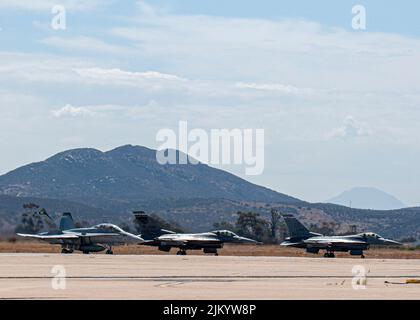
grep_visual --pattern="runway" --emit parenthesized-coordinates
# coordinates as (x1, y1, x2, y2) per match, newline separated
(0, 254, 419, 299)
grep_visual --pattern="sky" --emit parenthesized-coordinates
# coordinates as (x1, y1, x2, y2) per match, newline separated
(0, 1, 419, 205)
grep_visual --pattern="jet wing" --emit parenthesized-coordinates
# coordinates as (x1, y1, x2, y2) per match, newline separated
(304, 238, 366, 248)
(17, 233, 79, 240)
(140, 239, 188, 247)
(163, 239, 221, 247)
(143, 236, 220, 247)
(185, 236, 220, 242)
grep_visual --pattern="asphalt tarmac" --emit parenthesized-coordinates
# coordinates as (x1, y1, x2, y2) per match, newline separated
(0, 254, 419, 299)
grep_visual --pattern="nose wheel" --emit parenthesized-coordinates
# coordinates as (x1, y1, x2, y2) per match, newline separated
(106, 248, 114, 255)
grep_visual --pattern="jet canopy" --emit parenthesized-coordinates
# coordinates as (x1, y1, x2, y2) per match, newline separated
(359, 232, 382, 239)
(95, 223, 124, 233)
(212, 230, 237, 237)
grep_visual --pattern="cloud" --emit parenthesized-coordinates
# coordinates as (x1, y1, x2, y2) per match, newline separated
(52, 104, 95, 118)
(326, 116, 371, 140)
(235, 82, 313, 95)
(51, 103, 160, 119)
(0, 0, 110, 11)
(74, 67, 187, 89)
(75, 67, 184, 82)
(0, 53, 189, 94)
(110, 10, 420, 93)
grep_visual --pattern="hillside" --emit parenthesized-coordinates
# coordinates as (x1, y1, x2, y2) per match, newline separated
(0, 145, 300, 206)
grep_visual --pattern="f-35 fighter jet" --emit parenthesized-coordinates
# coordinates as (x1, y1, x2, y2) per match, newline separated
(17, 213, 144, 254)
(280, 214, 401, 258)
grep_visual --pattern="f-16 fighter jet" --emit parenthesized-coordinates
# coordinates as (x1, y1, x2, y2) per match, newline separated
(134, 212, 258, 255)
(17, 212, 144, 254)
(280, 214, 401, 258)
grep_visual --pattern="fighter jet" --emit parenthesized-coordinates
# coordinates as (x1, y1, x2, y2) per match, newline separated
(134, 212, 258, 255)
(280, 214, 401, 258)
(17, 212, 144, 254)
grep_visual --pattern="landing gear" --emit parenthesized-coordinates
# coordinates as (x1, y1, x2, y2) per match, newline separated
(324, 252, 335, 258)
(361, 254, 365, 259)
(83, 251, 90, 254)
(61, 248, 73, 254)
(176, 250, 187, 256)
(106, 249, 114, 255)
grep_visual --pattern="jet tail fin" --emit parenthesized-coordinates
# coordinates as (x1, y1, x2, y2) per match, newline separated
(281, 214, 312, 238)
(132, 211, 183, 240)
(59, 212, 75, 231)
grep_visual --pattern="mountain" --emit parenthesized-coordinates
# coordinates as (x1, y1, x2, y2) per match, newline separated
(0, 145, 418, 240)
(327, 187, 406, 210)
(0, 145, 300, 235)
(0, 145, 300, 206)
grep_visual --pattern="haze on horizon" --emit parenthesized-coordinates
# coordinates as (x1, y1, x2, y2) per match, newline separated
(0, 1, 419, 206)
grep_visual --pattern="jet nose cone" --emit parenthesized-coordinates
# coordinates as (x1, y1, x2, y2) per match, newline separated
(384, 239, 402, 246)
(127, 233, 144, 242)
(236, 236, 260, 244)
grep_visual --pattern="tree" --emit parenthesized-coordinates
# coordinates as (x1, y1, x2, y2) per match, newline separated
(268, 209, 281, 243)
(23, 203, 39, 210)
(213, 211, 286, 244)
(235, 211, 270, 243)
(15, 204, 52, 234)
(213, 221, 236, 231)
(309, 221, 338, 236)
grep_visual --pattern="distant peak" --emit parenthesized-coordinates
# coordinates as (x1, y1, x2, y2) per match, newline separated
(106, 144, 155, 154)
(327, 186, 406, 210)
(47, 148, 103, 163)
(111, 144, 138, 151)
(113, 144, 135, 150)
(346, 187, 382, 192)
